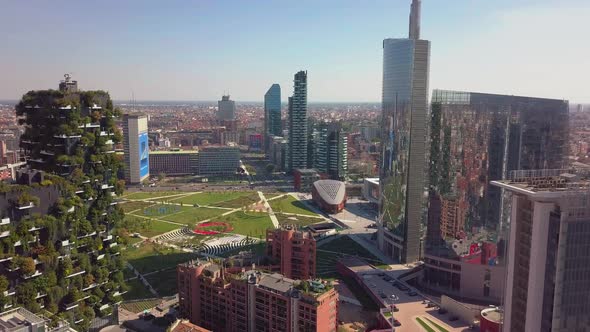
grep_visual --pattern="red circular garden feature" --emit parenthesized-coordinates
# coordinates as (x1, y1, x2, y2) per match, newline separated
(193, 222, 233, 235)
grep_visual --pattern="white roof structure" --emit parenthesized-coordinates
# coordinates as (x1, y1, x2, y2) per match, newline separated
(313, 180, 346, 205)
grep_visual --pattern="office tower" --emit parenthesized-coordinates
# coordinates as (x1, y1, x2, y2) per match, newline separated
(177, 261, 338, 332)
(269, 135, 288, 171)
(288, 71, 308, 172)
(378, 0, 430, 263)
(492, 169, 590, 332)
(423, 90, 569, 303)
(197, 145, 240, 175)
(217, 95, 236, 121)
(8, 77, 125, 331)
(266, 228, 317, 280)
(0, 140, 6, 165)
(264, 84, 282, 151)
(315, 122, 348, 180)
(123, 114, 150, 184)
(149, 150, 199, 175)
(293, 168, 320, 192)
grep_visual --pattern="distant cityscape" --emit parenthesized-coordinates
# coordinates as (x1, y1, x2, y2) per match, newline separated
(0, 1, 589, 332)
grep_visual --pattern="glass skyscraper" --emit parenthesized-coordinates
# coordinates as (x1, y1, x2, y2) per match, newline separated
(314, 122, 348, 180)
(288, 71, 308, 172)
(378, 0, 430, 263)
(264, 83, 282, 139)
(422, 90, 569, 303)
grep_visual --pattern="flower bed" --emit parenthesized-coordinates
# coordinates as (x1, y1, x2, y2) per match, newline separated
(193, 222, 233, 235)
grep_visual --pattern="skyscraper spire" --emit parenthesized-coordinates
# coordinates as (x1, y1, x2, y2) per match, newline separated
(409, 0, 421, 40)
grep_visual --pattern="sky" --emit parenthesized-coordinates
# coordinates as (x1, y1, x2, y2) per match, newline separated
(1, 0, 589, 103)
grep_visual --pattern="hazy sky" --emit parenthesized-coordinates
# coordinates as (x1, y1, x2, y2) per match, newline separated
(1, 0, 588, 103)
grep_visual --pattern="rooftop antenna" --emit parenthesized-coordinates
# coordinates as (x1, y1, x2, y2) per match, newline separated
(409, 0, 421, 40)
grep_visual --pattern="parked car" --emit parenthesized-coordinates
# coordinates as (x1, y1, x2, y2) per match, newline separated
(383, 275, 392, 281)
(399, 284, 409, 291)
(379, 292, 387, 299)
(393, 319, 401, 327)
(392, 305, 399, 312)
(408, 291, 418, 296)
(449, 316, 459, 321)
(438, 308, 448, 314)
(427, 302, 437, 308)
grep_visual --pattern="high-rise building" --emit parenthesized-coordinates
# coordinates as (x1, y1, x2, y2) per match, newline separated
(123, 114, 150, 184)
(492, 169, 590, 332)
(149, 150, 199, 176)
(288, 71, 308, 172)
(7, 77, 125, 331)
(217, 95, 236, 121)
(266, 227, 317, 280)
(197, 145, 240, 175)
(378, 0, 430, 263)
(264, 84, 282, 151)
(0, 140, 6, 165)
(177, 261, 338, 332)
(315, 122, 348, 180)
(422, 91, 569, 302)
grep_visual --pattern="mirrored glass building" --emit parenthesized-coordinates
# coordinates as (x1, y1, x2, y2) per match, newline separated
(423, 89, 569, 302)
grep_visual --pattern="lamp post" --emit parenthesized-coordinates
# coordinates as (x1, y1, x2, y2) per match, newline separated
(390, 294, 399, 332)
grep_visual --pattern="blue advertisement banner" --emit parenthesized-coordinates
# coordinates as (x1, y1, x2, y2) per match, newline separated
(139, 133, 149, 178)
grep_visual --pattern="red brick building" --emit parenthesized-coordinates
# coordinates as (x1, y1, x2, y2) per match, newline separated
(266, 227, 317, 280)
(311, 179, 346, 213)
(177, 260, 338, 332)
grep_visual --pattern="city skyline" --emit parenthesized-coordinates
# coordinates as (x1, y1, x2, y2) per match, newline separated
(1, 0, 589, 103)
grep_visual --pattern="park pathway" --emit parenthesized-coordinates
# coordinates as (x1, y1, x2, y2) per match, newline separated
(258, 191, 279, 228)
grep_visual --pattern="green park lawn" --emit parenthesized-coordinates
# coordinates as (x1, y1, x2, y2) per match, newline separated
(211, 192, 260, 208)
(316, 235, 388, 278)
(119, 201, 155, 213)
(145, 269, 179, 297)
(120, 298, 161, 313)
(119, 215, 181, 239)
(159, 207, 227, 225)
(275, 213, 324, 228)
(123, 191, 188, 200)
(123, 242, 198, 274)
(263, 193, 284, 200)
(170, 191, 252, 206)
(269, 195, 318, 216)
(126, 218, 181, 238)
(210, 211, 274, 239)
(122, 278, 153, 301)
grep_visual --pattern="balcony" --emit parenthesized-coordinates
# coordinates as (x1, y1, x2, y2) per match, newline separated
(65, 269, 86, 279)
(78, 123, 100, 129)
(22, 270, 43, 279)
(16, 202, 34, 210)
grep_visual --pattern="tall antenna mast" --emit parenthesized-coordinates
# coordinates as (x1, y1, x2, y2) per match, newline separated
(409, 0, 421, 40)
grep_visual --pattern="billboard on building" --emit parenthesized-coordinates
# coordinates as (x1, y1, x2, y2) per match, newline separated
(139, 132, 149, 178)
